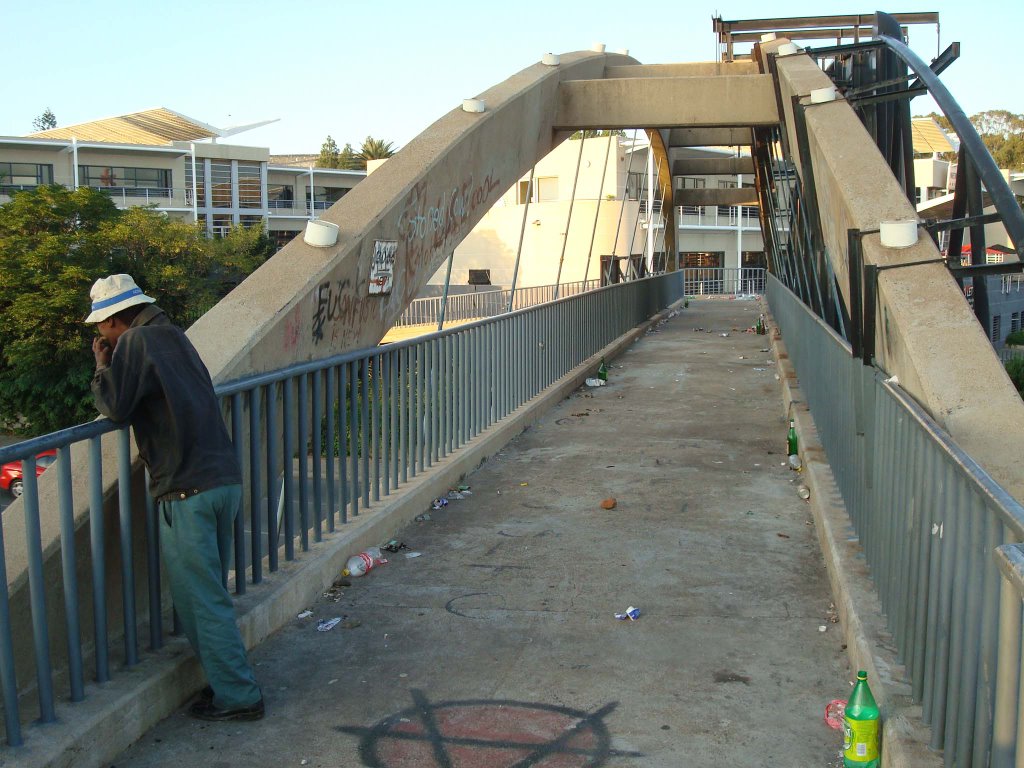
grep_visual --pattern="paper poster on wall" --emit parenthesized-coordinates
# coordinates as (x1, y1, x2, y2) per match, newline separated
(369, 239, 397, 295)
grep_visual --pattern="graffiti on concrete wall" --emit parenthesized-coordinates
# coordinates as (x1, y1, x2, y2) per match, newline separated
(311, 277, 355, 345)
(397, 171, 502, 270)
(368, 239, 397, 295)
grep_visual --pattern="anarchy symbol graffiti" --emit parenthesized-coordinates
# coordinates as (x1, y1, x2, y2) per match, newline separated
(338, 689, 643, 767)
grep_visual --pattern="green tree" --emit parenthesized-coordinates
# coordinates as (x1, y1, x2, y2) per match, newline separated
(569, 129, 626, 140)
(1006, 357, 1024, 398)
(338, 142, 360, 170)
(355, 136, 397, 169)
(318, 135, 342, 168)
(919, 110, 1024, 170)
(32, 108, 57, 131)
(0, 187, 273, 434)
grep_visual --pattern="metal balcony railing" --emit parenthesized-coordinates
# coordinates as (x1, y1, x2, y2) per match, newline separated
(680, 267, 766, 297)
(0, 271, 687, 749)
(675, 205, 761, 229)
(393, 279, 600, 328)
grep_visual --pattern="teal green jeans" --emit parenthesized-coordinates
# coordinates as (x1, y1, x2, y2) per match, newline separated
(159, 484, 260, 709)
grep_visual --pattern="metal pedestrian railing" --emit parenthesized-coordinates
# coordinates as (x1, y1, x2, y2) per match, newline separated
(0, 270, 686, 748)
(768, 273, 1024, 767)
(393, 279, 600, 328)
(681, 267, 766, 297)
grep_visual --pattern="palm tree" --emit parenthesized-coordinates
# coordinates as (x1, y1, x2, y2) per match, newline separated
(355, 136, 397, 169)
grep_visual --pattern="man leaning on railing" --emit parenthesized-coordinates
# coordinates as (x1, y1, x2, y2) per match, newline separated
(86, 273, 265, 722)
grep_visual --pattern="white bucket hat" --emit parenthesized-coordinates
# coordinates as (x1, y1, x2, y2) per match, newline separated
(85, 274, 155, 323)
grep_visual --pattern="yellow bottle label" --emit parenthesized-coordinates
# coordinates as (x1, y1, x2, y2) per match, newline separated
(843, 716, 879, 762)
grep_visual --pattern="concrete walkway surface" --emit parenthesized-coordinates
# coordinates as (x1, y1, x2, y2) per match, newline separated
(113, 300, 849, 768)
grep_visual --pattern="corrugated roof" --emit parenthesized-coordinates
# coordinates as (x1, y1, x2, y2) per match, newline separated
(912, 118, 956, 154)
(28, 108, 219, 145)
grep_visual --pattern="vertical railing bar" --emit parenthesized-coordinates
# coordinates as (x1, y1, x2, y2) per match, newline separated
(282, 377, 296, 561)
(297, 373, 310, 552)
(21, 458, 56, 722)
(249, 387, 264, 583)
(230, 393, 246, 594)
(56, 445, 85, 698)
(351, 359, 362, 516)
(266, 382, 280, 572)
(400, 346, 409, 485)
(382, 351, 392, 496)
(117, 428, 138, 668)
(311, 370, 323, 542)
(89, 435, 109, 682)
(371, 353, 381, 503)
(341, 362, 352, 523)
(0, 508, 22, 744)
(142, 468, 162, 648)
(361, 357, 371, 508)
(325, 367, 337, 533)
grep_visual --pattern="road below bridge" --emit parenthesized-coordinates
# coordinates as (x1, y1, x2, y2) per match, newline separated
(115, 299, 849, 767)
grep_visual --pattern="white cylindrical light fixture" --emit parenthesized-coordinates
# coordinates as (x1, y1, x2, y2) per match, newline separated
(760, 32, 777, 42)
(462, 98, 486, 113)
(777, 42, 800, 56)
(614, 48, 629, 55)
(303, 219, 339, 248)
(542, 53, 560, 66)
(591, 42, 606, 52)
(810, 86, 838, 104)
(880, 220, 919, 248)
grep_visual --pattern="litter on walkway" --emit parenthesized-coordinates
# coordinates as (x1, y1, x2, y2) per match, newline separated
(406, 551, 422, 558)
(798, 485, 811, 500)
(297, 610, 313, 619)
(824, 699, 846, 729)
(615, 606, 641, 621)
(432, 497, 449, 510)
(600, 498, 617, 510)
(415, 513, 431, 522)
(382, 540, 409, 553)
(585, 377, 606, 387)
(317, 617, 342, 632)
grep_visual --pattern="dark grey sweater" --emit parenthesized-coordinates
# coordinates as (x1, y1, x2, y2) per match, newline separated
(91, 304, 241, 499)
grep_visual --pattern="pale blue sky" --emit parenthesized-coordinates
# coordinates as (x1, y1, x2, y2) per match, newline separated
(1, 0, 1019, 153)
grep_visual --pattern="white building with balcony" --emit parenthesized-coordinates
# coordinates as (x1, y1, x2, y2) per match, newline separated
(0, 108, 364, 250)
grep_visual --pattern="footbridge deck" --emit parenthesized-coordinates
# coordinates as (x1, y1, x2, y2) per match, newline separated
(113, 299, 850, 768)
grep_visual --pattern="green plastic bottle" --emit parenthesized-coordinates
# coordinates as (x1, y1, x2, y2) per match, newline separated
(597, 358, 608, 382)
(843, 670, 880, 767)
(787, 419, 798, 456)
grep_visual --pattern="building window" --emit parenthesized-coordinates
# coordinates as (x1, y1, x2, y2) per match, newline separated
(238, 163, 262, 208)
(516, 177, 557, 203)
(517, 180, 532, 204)
(211, 213, 233, 237)
(306, 185, 349, 211)
(537, 177, 558, 202)
(718, 179, 737, 189)
(0, 162, 54, 191)
(210, 163, 231, 208)
(268, 184, 294, 208)
(1011, 312, 1020, 333)
(741, 251, 766, 269)
(271, 230, 301, 251)
(626, 171, 649, 200)
(991, 314, 1002, 344)
(239, 215, 264, 228)
(78, 165, 170, 193)
(677, 176, 706, 190)
(186, 163, 205, 207)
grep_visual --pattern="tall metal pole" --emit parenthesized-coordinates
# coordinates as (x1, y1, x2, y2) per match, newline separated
(583, 133, 615, 283)
(646, 136, 655, 272)
(554, 134, 586, 300)
(507, 166, 536, 312)
(438, 251, 455, 331)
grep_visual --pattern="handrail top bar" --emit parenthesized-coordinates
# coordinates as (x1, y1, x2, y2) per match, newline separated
(0, 275, 662, 462)
(766, 273, 1024, 538)
(880, 375, 1024, 539)
(994, 544, 1024, 593)
(0, 420, 121, 465)
(217, 275, 654, 396)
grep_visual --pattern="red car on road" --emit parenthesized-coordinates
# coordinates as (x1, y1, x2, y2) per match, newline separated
(0, 450, 57, 499)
